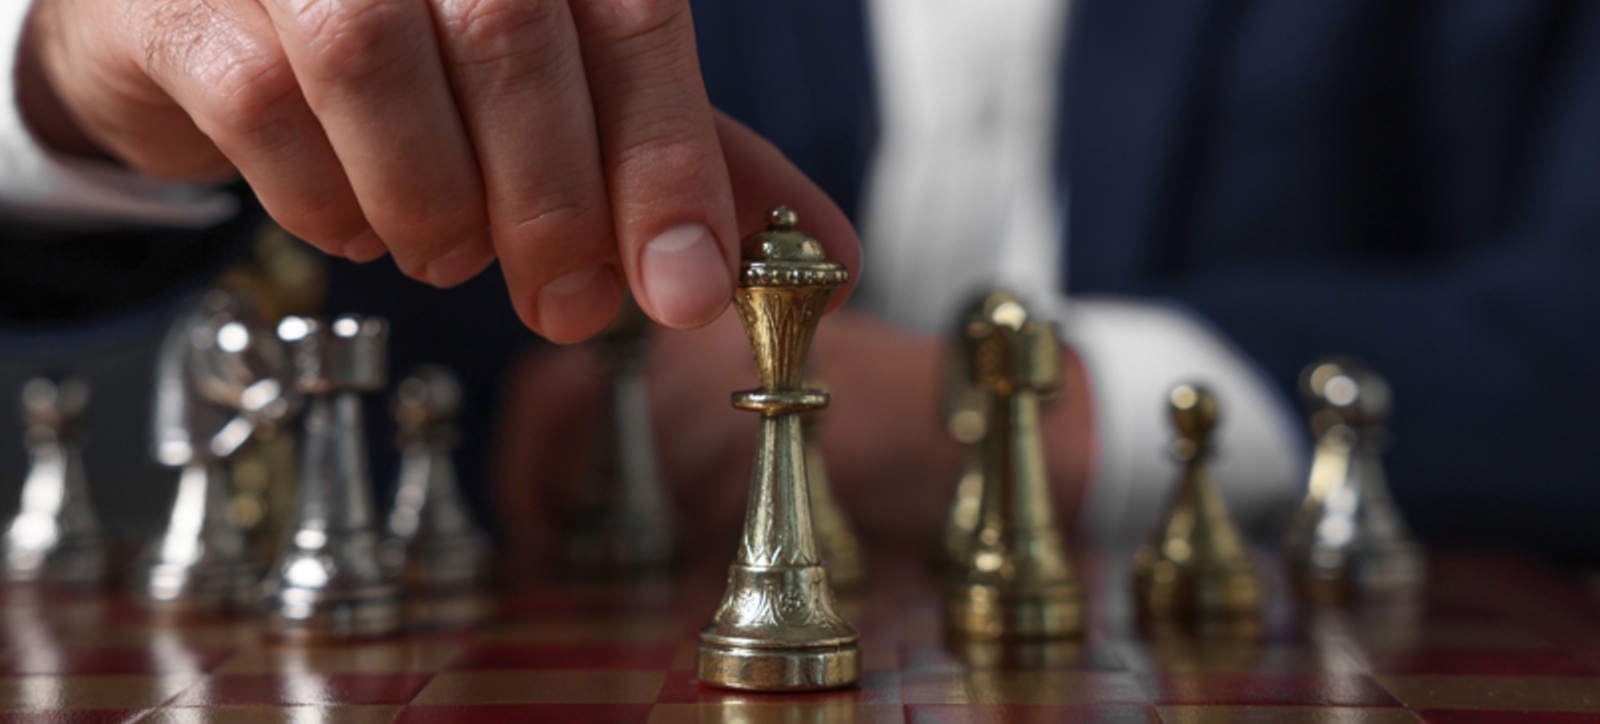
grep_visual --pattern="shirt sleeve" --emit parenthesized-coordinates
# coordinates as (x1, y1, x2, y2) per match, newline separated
(0, 0, 237, 229)
(1063, 294, 1309, 550)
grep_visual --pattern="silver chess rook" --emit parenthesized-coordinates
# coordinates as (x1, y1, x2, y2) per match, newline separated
(143, 288, 295, 610)
(2, 376, 106, 585)
(697, 207, 860, 692)
(382, 365, 492, 590)
(1285, 357, 1425, 602)
(267, 315, 400, 639)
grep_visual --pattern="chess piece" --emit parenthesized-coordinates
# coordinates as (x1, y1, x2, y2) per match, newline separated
(1285, 357, 1425, 602)
(142, 288, 294, 610)
(2, 377, 106, 584)
(802, 389, 864, 594)
(564, 301, 675, 574)
(381, 365, 493, 590)
(944, 292, 1083, 640)
(941, 292, 1003, 569)
(266, 315, 400, 639)
(1132, 384, 1263, 623)
(698, 206, 861, 691)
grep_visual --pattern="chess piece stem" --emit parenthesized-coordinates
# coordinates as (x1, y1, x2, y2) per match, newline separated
(803, 405, 864, 594)
(945, 292, 1083, 640)
(267, 315, 400, 639)
(2, 377, 106, 585)
(698, 207, 860, 692)
(1132, 384, 1263, 624)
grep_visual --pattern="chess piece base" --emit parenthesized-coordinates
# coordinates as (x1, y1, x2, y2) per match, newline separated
(696, 641, 861, 691)
(1134, 561, 1263, 622)
(945, 581, 1084, 640)
(142, 561, 261, 612)
(266, 583, 401, 640)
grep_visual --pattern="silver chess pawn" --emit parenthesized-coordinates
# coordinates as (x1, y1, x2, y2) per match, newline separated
(381, 365, 492, 590)
(2, 377, 107, 585)
(1285, 357, 1425, 603)
(266, 315, 400, 639)
(142, 289, 295, 610)
(564, 302, 675, 575)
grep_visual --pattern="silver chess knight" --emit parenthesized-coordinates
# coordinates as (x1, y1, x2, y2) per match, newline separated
(381, 365, 492, 590)
(1285, 357, 1425, 602)
(267, 315, 400, 639)
(143, 288, 296, 610)
(2, 376, 106, 584)
(564, 302, 675, 574)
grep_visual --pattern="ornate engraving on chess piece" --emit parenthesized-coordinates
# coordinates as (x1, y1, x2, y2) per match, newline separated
(802, 390, 864, 594)
(565, 302, 676, 575)
(944, 292, 1083, 640)
(2, 377, 106, 584)
(1133, 384, 1263, 624)
(266, 315, 400, 639)
(942, 293, 1003, 569)
(1285, 357, 1425, 603)
(143, 289, 295, 610)
(381, 365, 492, 589)
(698, 206, 861, 691)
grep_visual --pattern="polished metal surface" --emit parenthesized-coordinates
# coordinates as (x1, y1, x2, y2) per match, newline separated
(381, 365, 492, 591)
(1132, 384, 1263, 624)
(266, 315, 400, 640)
(142, 289, 294, 610)
(2, 377, 106, 584)
(941, 293, 1001, 569)
(1285, 357, 1425, 603)
(802, 395, 864, 594)
(944, 292, 1083, 640)
(564, 303, 676, 575)
(698, 207, 860, 691)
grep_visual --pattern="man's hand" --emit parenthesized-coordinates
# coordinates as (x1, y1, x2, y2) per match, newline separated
(17, 0, 858, 341)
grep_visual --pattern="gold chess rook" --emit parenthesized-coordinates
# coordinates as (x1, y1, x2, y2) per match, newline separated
(697, 207, 861, 692)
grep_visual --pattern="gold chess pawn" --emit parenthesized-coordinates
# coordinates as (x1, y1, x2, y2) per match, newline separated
(1285, 357, 1425, 603)
(940, 293, 997, 569)
(944, 292, 1083, 640)
(1133, 384, 1263, 624)
(697, 207, 860, 691)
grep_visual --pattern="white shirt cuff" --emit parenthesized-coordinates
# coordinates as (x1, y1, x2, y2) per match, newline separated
(0, 0, 236, 229)
(1063, 295, 1308, 549)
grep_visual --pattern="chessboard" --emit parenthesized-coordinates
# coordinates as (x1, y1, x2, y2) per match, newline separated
(3, 549, 1596, 723)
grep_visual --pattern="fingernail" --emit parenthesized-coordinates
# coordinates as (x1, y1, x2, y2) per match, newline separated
(344, 230, 388, 262)
(538, 264, 620, 341)
(640, 223, 731, 327)
(426, 235, 495, 288)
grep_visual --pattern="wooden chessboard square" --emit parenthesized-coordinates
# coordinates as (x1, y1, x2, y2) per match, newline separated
(0, 646, 236, 677)
(1342, 621, 1557, 653)
(648, 702, 906, 724)
(1374, 675, 1600, 712)
(1363, 649, 1599, 676)
(1414, 711, 1600, 723)
(1116, 641, 1364, 675)
(138, 704, 402, 723)
(899, 671, 1147, 706)
(1141, 673, 1400, 707)
(1156, 705, 1424, 723)
(410, 671, 664, 705)
(163, 673, 432, 707)
(901, 639, 1125, 673)
(482, 618, 685, 644)
(394, 703, 654, 723)
(212, 641, 463, 675)
(654, 671, 900, 704)
(498, 588, 678, 619)
(447, 642, 679, 671)
(0, 674, 198, 711)
(904, 703, 1158, 723)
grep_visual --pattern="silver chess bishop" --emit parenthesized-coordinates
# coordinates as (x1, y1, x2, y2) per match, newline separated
(142, 288, 296, 610)
(381, 364, 492, 591)
(2, 376, 107, 585)
(266, 315, 400, 639)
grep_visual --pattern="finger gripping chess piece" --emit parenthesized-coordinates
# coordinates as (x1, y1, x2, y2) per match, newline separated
(142, 289, 293, 610)
(266, 315, 400, 639)
(697, 206, 861, 692)
(1132, 384, 1263, 624)
(2, 376, 107, 584)
(381, 365, 493, 590)
(944, 291, 1084, 640)
(564, 300, 676, 575)
(1285, 357, 1425, 603)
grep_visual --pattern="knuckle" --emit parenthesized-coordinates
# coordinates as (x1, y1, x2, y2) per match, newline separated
(288, 0, 410, 81)
(438, 0, 564, 65)
(611, 112, 708, 175)
(579, 0, 687, 44)
(199, 54, 300, 138)
(375, 196, 486, 265)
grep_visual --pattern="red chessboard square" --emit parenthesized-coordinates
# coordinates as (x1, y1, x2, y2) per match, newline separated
(394, 704, 653, 723)
(1141, 673, 1400, 707)
(901, 641, 1126, 673)
(657, 670, 899, 704)
(900, 671, 1147, 706)
(906, 704, 1159, 723)
(1416, 711, 1600, 723)
(0, 711, 147, 724)
(164, 673, 432, 706)
(448, 642, 679, 670)
(0, 647, 236, 676)
(1368, 649, 1599, 676)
